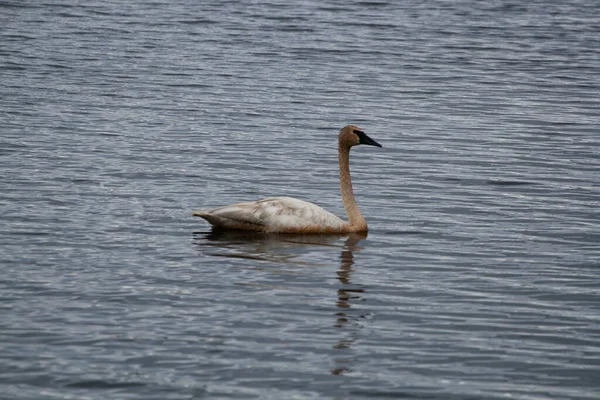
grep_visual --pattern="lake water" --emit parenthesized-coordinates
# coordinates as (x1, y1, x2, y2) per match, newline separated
(1, 0, 599, 399)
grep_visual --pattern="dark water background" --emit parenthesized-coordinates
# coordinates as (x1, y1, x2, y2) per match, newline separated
(1, 0, 599, 399)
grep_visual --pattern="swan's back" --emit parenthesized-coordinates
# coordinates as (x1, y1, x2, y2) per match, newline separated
(194, 197, 348, 233)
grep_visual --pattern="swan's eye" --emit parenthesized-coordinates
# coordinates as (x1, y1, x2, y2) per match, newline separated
(353, 129, 364, 135)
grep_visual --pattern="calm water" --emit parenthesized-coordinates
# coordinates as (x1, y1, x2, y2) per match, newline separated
(2, 0, 599, 399)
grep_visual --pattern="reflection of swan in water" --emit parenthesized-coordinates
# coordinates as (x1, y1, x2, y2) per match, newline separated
(193, 230, 356, 266)
(192, 230, 368, 375)
(193, 125, 382, 233)
(331, 233, 367, 376)
(335, 233, 365, 309)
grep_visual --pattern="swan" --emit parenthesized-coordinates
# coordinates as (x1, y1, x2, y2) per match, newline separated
(193, 125, 382, 233)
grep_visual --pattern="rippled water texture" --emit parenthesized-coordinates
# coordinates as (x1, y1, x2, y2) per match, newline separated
(1, 0, 599, 399)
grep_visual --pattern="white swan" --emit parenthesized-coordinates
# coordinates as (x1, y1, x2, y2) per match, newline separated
(193, 125, 382, 233)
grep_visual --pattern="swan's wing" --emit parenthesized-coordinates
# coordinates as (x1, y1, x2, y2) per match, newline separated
(256, 197, 347, 232)
(194, 197, 348, 233)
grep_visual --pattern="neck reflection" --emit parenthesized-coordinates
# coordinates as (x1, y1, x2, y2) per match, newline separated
(332, 232, 367, 376)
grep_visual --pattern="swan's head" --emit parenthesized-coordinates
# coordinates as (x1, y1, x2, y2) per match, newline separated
(339, 125, 382, 148)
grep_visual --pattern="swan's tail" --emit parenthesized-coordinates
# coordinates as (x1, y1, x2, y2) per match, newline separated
(193, 211, 222, 227)
(193, 210, 265, 231)
(193, 211, 213, 222)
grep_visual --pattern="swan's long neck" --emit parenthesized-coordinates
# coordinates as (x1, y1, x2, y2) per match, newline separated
(339, 143, 368, 232)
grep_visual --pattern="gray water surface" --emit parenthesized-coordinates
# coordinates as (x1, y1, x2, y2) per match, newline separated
(2, 1, 599, 399)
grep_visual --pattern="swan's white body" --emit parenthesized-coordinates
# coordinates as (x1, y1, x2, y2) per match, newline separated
(194, 125, 381, 233)
(194, 197, 348, 233)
